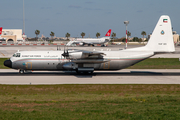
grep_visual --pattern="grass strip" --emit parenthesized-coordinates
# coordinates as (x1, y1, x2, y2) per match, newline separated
(128, 58, 180, 69)
(0, 84, 180, 119)
(0, 58, 9, 69)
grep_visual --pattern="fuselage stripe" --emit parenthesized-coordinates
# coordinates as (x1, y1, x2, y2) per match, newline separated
(14, 58, 145, 62)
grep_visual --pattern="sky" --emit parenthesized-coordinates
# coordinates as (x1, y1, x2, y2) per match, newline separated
(0, 0, 179, 38)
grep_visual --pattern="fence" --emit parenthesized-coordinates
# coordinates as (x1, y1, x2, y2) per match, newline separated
(0, 41, 68, 46)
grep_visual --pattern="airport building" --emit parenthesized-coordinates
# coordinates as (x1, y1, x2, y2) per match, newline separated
(173, 31, 179, 44)
(1, 29, 24, 42)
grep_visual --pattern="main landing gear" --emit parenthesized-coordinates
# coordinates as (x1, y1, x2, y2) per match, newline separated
(76, 71, 94, 74)
(88, 44, 94, 47)
(76, 70, 94, 74)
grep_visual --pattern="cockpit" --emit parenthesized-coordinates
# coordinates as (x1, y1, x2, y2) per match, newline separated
(13, 53, 21, 57)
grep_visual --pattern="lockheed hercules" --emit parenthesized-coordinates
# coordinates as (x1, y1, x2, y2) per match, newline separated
(4, 15, 175, 74)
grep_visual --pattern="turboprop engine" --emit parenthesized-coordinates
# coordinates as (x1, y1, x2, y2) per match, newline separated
(62, 49, 102, 60)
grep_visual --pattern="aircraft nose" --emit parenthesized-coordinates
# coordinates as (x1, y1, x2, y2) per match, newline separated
(4, 59, 12, 68)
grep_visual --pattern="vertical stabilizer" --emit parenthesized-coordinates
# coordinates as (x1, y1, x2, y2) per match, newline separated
(0, 27, 2, 36)
(145, 15, 175, 52)
(105, 29, 111, 37)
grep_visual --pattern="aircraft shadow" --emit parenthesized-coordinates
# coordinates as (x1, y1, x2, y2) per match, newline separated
(0, 71, 180, 78)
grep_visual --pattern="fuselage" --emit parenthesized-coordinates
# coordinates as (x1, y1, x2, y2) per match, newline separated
(76, 37, 109, 44)
(4, 50, 154, 71)
(66, 37, 109, 46)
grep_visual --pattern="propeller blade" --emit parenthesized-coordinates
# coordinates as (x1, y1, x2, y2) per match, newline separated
(61, 46, 69, 58)
(62, 46, 66, 57)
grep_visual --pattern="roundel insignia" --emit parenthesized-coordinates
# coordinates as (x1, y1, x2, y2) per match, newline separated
(161, 30, 165, 35)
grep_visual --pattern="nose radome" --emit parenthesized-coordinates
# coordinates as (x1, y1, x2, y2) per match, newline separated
(4, 59, 12, 68)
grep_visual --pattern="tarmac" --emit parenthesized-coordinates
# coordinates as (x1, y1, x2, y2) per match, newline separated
(0, 69, 180, 84)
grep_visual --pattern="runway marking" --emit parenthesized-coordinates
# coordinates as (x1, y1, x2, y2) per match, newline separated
(0, 52, 5, 56)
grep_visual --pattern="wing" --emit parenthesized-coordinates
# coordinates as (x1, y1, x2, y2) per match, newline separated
(67, 50, 109, 64)
(81, 50, 105, 58)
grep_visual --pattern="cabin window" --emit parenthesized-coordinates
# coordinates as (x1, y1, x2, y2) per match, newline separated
(13, 53, 21, 57)
(16, 53, 20, 57)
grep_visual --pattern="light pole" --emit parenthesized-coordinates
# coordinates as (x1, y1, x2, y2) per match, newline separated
(124, 21, 129, 49)
(23, 0, 26, 41)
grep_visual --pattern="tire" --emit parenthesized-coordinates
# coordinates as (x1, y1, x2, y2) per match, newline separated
(19, 69, 24, 74)
(101, 45, 105, 47)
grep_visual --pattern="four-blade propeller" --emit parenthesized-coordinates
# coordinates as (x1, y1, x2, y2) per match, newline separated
(62, 47, 69, 58)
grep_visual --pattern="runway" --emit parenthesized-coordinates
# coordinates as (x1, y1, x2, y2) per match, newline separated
(0, 69, 180, 84)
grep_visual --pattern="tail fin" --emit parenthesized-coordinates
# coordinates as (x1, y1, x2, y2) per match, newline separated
(105, 29, 111, 37)
(0, 27, 2, 36)
(145, 15, 175, 52)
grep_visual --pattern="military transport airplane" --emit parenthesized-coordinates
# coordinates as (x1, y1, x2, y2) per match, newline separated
(4, 15, 175, 74)
(66, 29, 111, 47)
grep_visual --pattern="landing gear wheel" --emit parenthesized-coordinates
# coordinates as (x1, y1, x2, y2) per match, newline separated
(19, 69, 24, 74)
(76, 70, 94, 74)
(90, 71, 94, 74)
(76, 70, 80, 74)
(101, 44, 105, 47)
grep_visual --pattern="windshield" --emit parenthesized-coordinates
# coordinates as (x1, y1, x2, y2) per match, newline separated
(13, 53, 21, 57)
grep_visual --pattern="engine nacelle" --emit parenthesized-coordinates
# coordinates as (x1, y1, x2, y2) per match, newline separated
(68, 52, 84, 59)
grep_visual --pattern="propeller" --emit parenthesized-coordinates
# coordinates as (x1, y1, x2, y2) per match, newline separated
(62, 46, 69, 58)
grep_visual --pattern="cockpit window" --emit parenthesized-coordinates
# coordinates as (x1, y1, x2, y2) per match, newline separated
(13, 53, 21, 57)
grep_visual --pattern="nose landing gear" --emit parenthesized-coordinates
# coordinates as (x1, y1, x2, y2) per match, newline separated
(19, 69, 24, 74)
